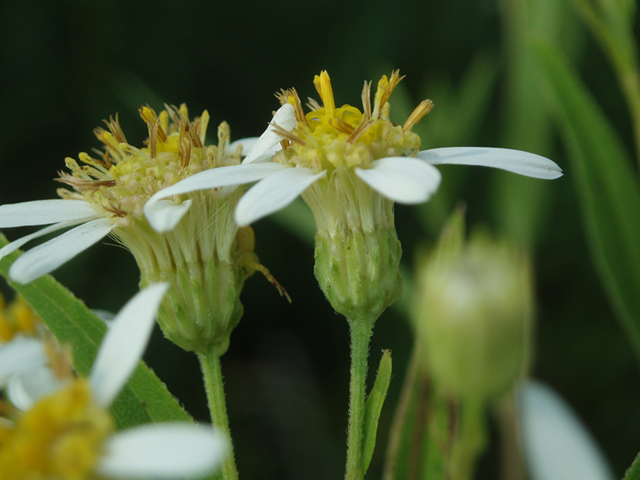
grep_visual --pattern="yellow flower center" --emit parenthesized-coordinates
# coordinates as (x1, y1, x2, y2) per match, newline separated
(274, 70, 433, 172)
(57, 104, 245, 227)
(0, 380, 113, 480)
(0, 294, 39, 342)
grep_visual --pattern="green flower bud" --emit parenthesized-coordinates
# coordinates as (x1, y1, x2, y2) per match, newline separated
(414, 210, 534, 400)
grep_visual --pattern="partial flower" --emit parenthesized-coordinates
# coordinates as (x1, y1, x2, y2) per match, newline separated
(0, 283, 226, 480)
(0, 105, 281, 353)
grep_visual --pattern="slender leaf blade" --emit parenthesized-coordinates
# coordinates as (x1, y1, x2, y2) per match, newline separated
(536, 40, 640, 358)
(362, 349, 392, 474)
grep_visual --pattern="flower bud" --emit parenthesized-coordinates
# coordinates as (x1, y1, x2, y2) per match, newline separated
(414, 210, 534, 400)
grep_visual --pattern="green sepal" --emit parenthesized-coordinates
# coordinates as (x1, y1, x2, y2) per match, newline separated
(536, 39, 640, 361)
(362, 348, 392, 474)
(0, 234, 192, 429)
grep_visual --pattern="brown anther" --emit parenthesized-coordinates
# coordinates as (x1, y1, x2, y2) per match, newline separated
(103, 114, 128, 144)
(307, 97, 322, 111)
(347, 118, 375, 144)
(402, 99, 434, 132)
(270, 122, 306, 146)
(361, 80, 372, 120)
(56, 174, 116, 192)
(330, 116, 355, 135)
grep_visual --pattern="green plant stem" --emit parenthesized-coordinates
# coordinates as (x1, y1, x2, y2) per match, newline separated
(345, 319, 374, 480)
(198, 349, 239, 480)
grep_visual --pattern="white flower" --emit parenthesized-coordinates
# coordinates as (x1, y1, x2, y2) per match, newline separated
(0, 105, 256, 285)
(143, 71, 562, 230)
(0, 284, 226, 479)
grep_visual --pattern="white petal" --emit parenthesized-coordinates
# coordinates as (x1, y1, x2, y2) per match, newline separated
(8, 218, 115, 284)
(0, 337, 47, 386)
(143, 199, 193, 234)
(235, 167, 325, 227)
(144, 164, 286, 233)
(227, 137, 259, 155)
(519, 380, 615, 480)
(8, 365, 64, 410)
(355, 157, 442, 204)
(90, 283, 169, 407)
(418, 147, 563, 179)
(0, 200, 97, 228)
(0, 216, 97, 261)
(97, 423, 226, 479)
(243, 104, 296, 164)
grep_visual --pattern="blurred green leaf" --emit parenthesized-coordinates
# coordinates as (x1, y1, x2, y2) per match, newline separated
(623, 452, 640, 480)
(0, 234, 192, 428)
(536, 40, 640, 360)
(362, 349, 392, 474)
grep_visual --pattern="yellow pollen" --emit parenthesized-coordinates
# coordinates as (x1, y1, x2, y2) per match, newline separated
(275, 70, 429, 172)
(0, 294, 39, 342)
(0, 380, 113, 480)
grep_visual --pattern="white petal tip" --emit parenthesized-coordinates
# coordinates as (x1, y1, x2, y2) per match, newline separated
(98, 424, 227, 479)
(144, 199, 192, 233)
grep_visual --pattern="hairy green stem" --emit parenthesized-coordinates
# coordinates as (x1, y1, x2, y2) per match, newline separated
(198, 350, 239, 480)
(345, 319, 374, 480)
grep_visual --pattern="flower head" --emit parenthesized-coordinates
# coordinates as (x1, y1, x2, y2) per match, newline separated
(0, 105, 281, 353)
(0, 284, 226, 480)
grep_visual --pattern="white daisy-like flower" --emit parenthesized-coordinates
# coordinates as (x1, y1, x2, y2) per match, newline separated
(0, 104, 255, 285)
(143, 71, 562, 231)
(0, 104, 281, 353)
(0, 283, 227, 479)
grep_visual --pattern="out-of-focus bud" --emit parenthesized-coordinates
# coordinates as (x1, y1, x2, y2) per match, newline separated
(413, 208, 534, 401)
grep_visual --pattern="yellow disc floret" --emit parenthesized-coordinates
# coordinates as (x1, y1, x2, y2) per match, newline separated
(57, 104, 244, 227)
(274, 70, 431, 172)
(0, 293, 39, 342)
(0, 380, 113, 480)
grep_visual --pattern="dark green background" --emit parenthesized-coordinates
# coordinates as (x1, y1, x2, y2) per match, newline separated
(1, 1, 638, 478)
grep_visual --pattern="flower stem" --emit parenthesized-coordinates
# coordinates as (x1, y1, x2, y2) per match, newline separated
(198, 349, 239, 480)
(345, 318, 374, 480)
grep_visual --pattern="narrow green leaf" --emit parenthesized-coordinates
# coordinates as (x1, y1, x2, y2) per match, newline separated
(0, 234, 192, 428)
(536, 40, 640, 359)
(623, 452, 640, 480)
(362, 349, 392, 474)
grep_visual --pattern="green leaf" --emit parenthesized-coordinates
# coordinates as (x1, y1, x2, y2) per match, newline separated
(362, 349, 392, 474)
(0, 234, 192, 428)
(624, 452, 640, 480)
(536, 40, 640, 359)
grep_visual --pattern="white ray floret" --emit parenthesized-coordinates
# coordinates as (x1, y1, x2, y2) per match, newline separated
(0, 199, 98, 228)
(243, 104, 296, 164)
(90, 282, 169, 407)
(355, 157, 443, 204)
(235, 167, 327, 227)
(0, 216, 99, 261)
(8, 218, 116, 285)
(519, 380, 614, 480)
(7, 365, 62, 410)
(418, 147, 563, 179)
(143, 163, 286, 233)
(97, 423, 227, 479)
(0, 336, 47, 386)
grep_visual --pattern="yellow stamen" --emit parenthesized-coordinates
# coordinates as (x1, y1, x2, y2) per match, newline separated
(313, 71, 336, 114)
(402, 99, 434, 132)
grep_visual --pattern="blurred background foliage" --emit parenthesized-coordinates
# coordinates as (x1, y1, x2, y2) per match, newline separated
(1, 0, 639, 479)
